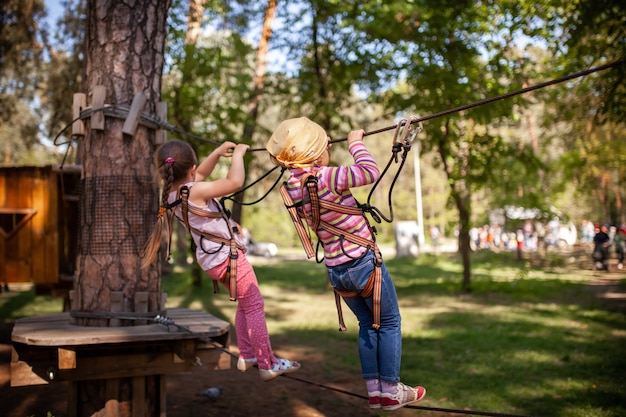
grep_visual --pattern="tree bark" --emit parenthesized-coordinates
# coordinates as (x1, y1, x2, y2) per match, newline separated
(71, 2, 172, 415)
(74, 0, 171, 325)
(437, 119, 473, 292)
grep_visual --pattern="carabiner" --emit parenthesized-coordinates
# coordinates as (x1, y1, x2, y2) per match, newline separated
(400, 115, 423, 146)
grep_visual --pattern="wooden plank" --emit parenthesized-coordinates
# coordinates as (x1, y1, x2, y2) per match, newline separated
(0, 234, 5, 286)
(0, 171, 5, 285)
(91, 85, 106, 130)
(10, 360, 50, 386)
(57, 349, 207, 381)
(58, 347, 76, 369)
(72, 93, 86, 137)
(31, 168, 47, 284)
(67, 381, 78, 417)
(132, 376, 145, 417)
(122, 92, 146, 137)
(11, 308, 230, 346)
(12, 342, 217, 384)
(104, 380, 121, 417)
(159, 375, 167, 417)
(16, 170, 34, 283)
(3, 170, 19, 282)
(45, 168, 59, 284)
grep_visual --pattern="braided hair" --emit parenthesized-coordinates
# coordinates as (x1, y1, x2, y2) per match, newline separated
(141, 141, 198, 268)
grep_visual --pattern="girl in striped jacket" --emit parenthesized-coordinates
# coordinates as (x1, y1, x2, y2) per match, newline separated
(266, 117, 426, 411)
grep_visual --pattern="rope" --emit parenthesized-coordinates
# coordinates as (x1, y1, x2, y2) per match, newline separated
(66, 310, 539, 417)
(53, 59, 624, 153)
(150, 314, 540, 417)
(231, 59, 625, 206)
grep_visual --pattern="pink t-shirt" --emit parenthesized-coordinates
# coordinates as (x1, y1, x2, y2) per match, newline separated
(169, 183, 246, 271)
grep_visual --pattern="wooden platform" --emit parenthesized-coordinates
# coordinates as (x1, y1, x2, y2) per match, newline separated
(11, 307, 231, 387)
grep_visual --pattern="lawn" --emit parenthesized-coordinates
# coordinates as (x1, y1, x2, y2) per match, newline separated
(2, 250, 625, 417)
(161, 250, 626, 417)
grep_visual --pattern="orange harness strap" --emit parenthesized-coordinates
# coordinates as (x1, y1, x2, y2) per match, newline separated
(279, 184, 316, 259)
(179, 186, 241, 301)
(280, 177, 383, 330)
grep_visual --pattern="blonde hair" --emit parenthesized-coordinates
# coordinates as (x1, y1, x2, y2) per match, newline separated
(141, 141, 197, 268)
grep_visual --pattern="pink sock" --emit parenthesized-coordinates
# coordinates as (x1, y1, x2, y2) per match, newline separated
(366, 379, 380, 393)
(381, 380, 398, 394)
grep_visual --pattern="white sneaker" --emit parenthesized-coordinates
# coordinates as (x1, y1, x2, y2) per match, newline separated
(237, 357, 257, 372)
(618, 263, 623, 270)
(259, 358, 300, 381)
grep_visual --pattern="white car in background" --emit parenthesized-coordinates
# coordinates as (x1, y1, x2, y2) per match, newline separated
(246, 237, 278, 257)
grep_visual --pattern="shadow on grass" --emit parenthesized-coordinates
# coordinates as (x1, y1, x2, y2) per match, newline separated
(157, 251, 626, 417)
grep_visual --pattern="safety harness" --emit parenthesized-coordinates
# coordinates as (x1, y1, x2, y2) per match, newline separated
(168, 185, 242, 301)
(280, 174, 383, 331)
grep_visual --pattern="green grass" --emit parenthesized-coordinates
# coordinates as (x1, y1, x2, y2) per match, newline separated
(0, 285, 64, 321)
(2, 250, 625, 417)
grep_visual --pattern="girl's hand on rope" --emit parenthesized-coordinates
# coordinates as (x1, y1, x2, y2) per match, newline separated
(347, 129, 365, 145)
(232, 143, 250, 157)
(216, 141, 237, 157)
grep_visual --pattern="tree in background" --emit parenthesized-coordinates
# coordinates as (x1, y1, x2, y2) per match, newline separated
(40, 0, 85, 145)
(5, 0, 624, 291)
(0, 0, 49, 164)
(531, 0, 626, 226)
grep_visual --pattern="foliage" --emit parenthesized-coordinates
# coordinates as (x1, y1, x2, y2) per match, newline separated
(40, 0, 85, 142)
(3, 0, 625, 285)
(0, 0, 49, 164)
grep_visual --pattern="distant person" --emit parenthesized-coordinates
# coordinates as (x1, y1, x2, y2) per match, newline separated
(615, 225, 626, 270)
(581, 219, 595, 243)
(430, 225, 440, 252)
(266, 117, 426, 411)
(142, 140, 300, 381)
(491, 223, 503, 250)
(593, 224, 611, 271)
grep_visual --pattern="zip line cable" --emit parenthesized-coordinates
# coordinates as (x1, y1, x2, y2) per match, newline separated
(52, 58, 625, 153)
(225, 58, 625, 207)
(52, 58, 625, 204)
(248, 58, 625, 150)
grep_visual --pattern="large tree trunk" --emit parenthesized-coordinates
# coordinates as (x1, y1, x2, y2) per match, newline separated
(71, 1, 171, 415)
(74, 0, 170, 324)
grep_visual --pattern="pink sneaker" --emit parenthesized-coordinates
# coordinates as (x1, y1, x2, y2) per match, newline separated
(380, 383, 426, 411)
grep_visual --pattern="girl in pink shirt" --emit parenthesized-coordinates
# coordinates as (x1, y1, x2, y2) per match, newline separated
(143, 140, 299, 381)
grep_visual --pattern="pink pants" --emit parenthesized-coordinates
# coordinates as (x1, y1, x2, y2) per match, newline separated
(207, 251, 277, 370)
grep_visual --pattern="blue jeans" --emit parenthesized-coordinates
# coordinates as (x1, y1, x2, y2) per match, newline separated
(326, 250, 402, 383)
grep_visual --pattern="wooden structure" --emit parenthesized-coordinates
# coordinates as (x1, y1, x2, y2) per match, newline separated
(11, 307, 230, 416)
(0, 165, 81, 301)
